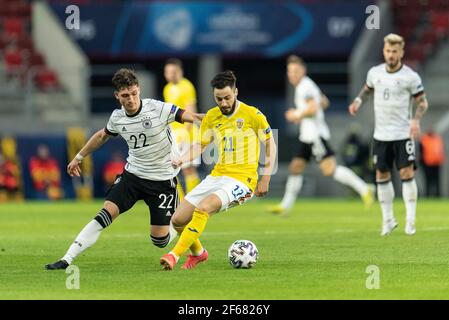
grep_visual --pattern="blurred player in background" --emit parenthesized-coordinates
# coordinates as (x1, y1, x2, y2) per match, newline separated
(349, 33, 428, 236)
(269, 55, 373, 215)
(46, 68, 203, 270)
(160, 70, 277, 270)
(163, 58, 201, 199)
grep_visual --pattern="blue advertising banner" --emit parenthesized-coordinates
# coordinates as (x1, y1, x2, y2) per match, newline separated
(51, 1, 371, 57)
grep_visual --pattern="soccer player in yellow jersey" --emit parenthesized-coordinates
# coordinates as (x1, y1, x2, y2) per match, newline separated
(163, 59, 201, 197)
(160, 70, 277, 270)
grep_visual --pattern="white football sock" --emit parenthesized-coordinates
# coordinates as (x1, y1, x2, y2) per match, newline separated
(402, 178, 418, 223)
(167, 221, 178, 245)
(377, 180, 395, 222)
(62, 220, 104, 264)
(333, 165, 369, 196)
(280, 175, 303, 209)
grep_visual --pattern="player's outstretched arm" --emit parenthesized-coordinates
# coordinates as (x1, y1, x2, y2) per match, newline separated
(410, 93, 429, 139)
(181, 110, 205, 125)
(67, 129, 110, 177)
(349, 85, 373, 116)
(255, 136, 277, 197)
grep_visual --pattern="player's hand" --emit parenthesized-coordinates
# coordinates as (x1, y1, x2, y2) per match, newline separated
(285, 109, 301, 124)
(348, 100, 361, 116)
(67, 159, 82, 177)
(254, 179, 269, 197)
(171, 158, 183, 169)
(191, 112, 205, 124)
(410, 119, 420, 139)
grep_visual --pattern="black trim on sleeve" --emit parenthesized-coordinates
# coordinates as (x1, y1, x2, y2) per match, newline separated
(366, 83, 373, 90)
(104, 127, 118, 136)
(175, 108, 186, 123)
(412, 90, 425, 98)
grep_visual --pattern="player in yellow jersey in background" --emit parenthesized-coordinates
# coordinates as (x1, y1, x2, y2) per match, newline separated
(163, 58, 201, 199)
(160, 70, 277, 270)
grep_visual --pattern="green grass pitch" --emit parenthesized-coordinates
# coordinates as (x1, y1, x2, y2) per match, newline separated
(1, 198, 449, 299)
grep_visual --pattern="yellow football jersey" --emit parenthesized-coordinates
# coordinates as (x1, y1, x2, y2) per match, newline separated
(200, 101, 273, 191)
(163, 78, 197, 131)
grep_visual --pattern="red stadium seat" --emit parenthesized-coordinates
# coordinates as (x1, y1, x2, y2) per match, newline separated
(3, 17, 25, 39)
(431, 11, 449, 34)
(3, 46, 25, 75)
(34, 67, 60, 91)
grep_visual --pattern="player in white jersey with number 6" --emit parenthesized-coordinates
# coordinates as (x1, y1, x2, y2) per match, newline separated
(349, 34, 429, 236)
(45, 68, 203, 270)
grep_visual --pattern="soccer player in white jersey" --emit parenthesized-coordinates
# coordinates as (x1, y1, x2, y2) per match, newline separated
(269, 55, 373, 214)
(349, 34, 428, 236)
(45, 68, 203, 270)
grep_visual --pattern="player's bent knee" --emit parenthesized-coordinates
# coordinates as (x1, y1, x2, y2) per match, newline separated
(319, 157, 336, 176)
(171, 208, 194, 227)
(195, 205, 214, 216)
(103, 201, 120, 220)
(289, 159, 305, 174)
(196, 201, 219, 216)
(376, 171, 391, 182)
(321, 166, 334, 177)
(94, 208, 113, 228)
(150, 233, 170, 248)
(399, 167, 414, 180)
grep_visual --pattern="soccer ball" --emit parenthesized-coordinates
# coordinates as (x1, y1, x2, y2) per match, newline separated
(227, 240, 258, 269)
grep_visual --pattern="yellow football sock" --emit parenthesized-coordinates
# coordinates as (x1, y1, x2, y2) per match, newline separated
(174, 225, 204, 256)
(172, 209, 208, 257)
(185, 173, 200, 193)
(176, 182, 185, 202)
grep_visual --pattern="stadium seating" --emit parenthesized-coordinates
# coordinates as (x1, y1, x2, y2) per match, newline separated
(3, 17, 25, 40)
(0, 0, 60, 91)
(393, 0, 449, 67)
(34, 67, 59, 91)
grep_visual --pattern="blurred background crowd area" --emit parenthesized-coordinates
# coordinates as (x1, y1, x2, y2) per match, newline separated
(0, 0, 448, 201)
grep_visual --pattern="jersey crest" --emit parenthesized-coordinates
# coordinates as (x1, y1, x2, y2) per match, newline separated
(236, 118, 244, 130)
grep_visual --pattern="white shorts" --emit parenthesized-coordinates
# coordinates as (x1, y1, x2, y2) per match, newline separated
(184, 175, 253, 211)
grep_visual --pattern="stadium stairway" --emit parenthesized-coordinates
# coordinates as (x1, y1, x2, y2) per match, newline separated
(422, 39, 449, 110)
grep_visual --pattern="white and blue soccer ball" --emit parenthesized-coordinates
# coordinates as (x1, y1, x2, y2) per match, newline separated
(227, 240, 258, 269)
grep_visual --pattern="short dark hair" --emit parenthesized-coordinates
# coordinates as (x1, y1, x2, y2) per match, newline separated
(210, 70, 236, 89)
(165, 58, 183, 69)
(286, 55, 305, 67)
(112, 68, 139, 91)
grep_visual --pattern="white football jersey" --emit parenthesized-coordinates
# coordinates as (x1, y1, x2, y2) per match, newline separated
(366, 63, 424, 141)
(294, 76, 330, 143)
(105, 99, 181, 181)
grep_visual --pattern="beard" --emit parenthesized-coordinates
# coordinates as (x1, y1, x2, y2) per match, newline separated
(219, 100, 237, 115)
(387, 59, 400, 69)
